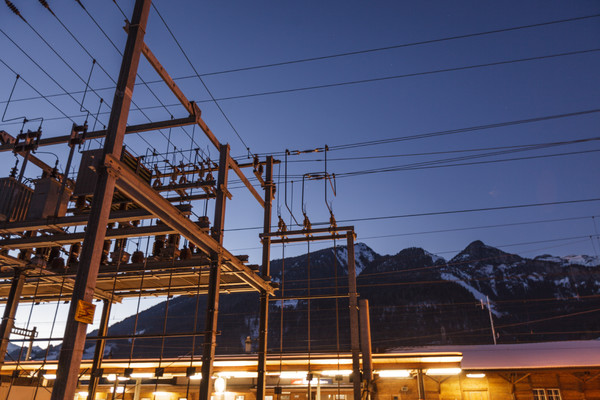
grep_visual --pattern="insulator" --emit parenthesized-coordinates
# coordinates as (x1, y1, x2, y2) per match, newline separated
(100, 240, 111, 264)
(303, 213, 311, 231)
(9, 159, 18, 178)
(50, 257, 65, 270)
(131, 250, 145, 264)
(38, 0, 55, 16)
(179, 247, 192, 260)
(152, 235, 166, 257)
(48, 247, 61, 261)
(68, 243, 81, 265)
(5, 0, 26, 21)
(167, 233, 180, 247)
(329, 212, 337, 229)
(278, 216, 287, 233)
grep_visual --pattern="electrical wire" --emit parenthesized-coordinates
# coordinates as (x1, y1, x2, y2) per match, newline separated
(150, 3, 255, 158)
(193, 13, 600, 77)
(210, 48, 600, 102)
(0, 58, 75, 123)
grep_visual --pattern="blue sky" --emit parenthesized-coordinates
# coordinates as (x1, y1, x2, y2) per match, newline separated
(1, 1, 600, 262)
(1, 0, 600, 345)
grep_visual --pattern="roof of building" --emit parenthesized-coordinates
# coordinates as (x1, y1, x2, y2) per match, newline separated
(389, 340, 600, 370)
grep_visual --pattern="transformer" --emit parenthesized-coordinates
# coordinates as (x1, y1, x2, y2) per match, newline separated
(0, 177, 33, 222)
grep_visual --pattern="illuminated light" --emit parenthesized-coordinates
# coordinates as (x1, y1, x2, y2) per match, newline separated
(320, 370, 352, 376)
(466, 373, 486, 378)
(110, 387, 125, 393)
(43, 374, 56, 380)
(213, 360, 257, 367)
(279, 371, 309, 379)
(152, 392, 171, 399)
(106, 374, 117, 381)
(189, 373, 202, 380)
(421, 356, 463, 363)
(377, 370, 411, 378)
(214, 377, 227, 393)
(217, 371, 258, 378)
(426, 368, 462, 376)
(291, 378, 330, 385)
(309, 359, 353, 365)
(77, 392, 89, 397)
(130, 372, 154, 378)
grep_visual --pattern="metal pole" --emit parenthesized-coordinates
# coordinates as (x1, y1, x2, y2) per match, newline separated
(0, 269, 25, 368)
(25, 326, 36, 361)
(87, 300, 112, 400)
(51, 1, 151, 398)
(257, 156, 274, 400)
(486, 296, 497, 345)
(416, 369, 425, 400)
(199, 144, 230, 400)
(346, 232, 361, 400)
(359, 299, 372, 382)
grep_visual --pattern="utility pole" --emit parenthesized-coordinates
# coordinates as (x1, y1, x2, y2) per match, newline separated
(50, 0, 152, 398)
(480, 296, 497, 345)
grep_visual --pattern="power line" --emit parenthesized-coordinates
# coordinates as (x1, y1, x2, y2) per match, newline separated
(0, 58, 75, 123)
(211, 48, 600, 102)
(283, 136, 600, 162)
(194, 13, 600, 77)
(335, 147, 600, 178)
(337, 198, 600, 224)
(150, 3, 255, 157)
(227, 214, 600, 251)
(3, 46, 599, 119)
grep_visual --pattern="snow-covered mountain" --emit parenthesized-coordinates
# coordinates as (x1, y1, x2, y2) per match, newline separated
(27, 241, 600, 359)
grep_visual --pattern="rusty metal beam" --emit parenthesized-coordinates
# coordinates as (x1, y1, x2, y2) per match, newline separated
(200, 144, 229, 400)
(0, 269, 25, 369)
(51, 1, 152, 398)
(0, 207, 189, 235)
(269, 234, 348, 244)
(104, 154, 274, 294)
(0, 254, 122, 302)
(0, 130, 70, 182)
(260, 226, 355, 238)
(257, 156, 274, 400)
(0, 116, 196, 152)
(0, 224, 176, 249)
(347, 232, 362, 400)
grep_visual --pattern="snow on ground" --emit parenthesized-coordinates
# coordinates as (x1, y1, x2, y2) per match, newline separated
(440, 272, 502, 317)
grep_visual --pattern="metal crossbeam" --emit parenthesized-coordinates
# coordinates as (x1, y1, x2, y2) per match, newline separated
(0, 116, 196, 152)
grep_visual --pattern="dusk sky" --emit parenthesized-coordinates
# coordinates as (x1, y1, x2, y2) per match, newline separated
(1, 1, 600, 333)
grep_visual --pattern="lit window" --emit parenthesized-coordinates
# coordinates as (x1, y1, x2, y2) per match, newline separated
(533, 389, 562, 400)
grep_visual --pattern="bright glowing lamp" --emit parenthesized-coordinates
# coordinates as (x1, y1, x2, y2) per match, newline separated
(377, 370, 411, 378)
(466, 373, 486, 378)
(214, 377, 226, 393)
(426, 368, 461, 376)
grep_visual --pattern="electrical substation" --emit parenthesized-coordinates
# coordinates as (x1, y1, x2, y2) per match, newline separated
(0, 1, 366, 400)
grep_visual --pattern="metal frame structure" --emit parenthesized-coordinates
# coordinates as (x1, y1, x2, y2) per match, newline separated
(0, 2, 369, 400)
(0, 1, 275, 399)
